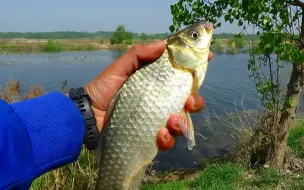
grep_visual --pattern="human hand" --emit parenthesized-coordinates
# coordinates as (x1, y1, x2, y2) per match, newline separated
(84, 41, 213, 151)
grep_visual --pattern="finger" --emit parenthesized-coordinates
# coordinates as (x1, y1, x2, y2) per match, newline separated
(167, 114, 184, 136)
(131, 40, 166, 63)
(156, 127, 175, 151)
(103, 41, 165, 77)
(185, 94, 205, 112)
(208, 51, 213, 61)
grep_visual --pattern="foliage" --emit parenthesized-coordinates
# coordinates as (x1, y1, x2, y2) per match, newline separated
(227, 39, 237, 54)
(110, 25, 133, 45)
(2, 79, 304, 189)
(142, 160, 304, 190)
(248, 168, 281, 188)
(0, 78, 43, 103)
(31, 147, 98, 190)
(234, 36, 247, 49)
(139, 33, 149, 41)
(142, 181, 190, 190)
(170, 0, 304, 168)
(288, 122, 304, 157)
(0, 29, 260, 42)
(43, 39, 62, 52)
(0, 31, 114, 39)
(210, 39, 226, 53)
(190, 163, 243, 189)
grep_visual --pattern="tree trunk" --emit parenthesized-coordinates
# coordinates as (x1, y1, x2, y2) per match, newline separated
(272, 7, 304, 167)
(273, 62, 304, 167)
(235, 7, 304, 168)
(235, 61, 304, 168)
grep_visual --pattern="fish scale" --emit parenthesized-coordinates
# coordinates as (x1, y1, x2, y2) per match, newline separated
(96, 51, 193, 190)
(95, 19, 213, 190)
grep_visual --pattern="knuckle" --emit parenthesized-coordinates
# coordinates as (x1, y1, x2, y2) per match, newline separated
(130, 44, 143, 53)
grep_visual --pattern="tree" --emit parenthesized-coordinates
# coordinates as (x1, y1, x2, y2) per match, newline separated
(170, 0, 304, 168)
(210, 39, 225, 53)
(139, 33, 149, 41)
(227, 39, 237, 54)
(43, 39, 62, 52)
(110, 25, 133, 45)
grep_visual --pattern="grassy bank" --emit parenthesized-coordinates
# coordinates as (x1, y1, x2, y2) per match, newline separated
(142, 161, 304, 190)
(0, 38, 157, 54)
(28, 121, 304, 190)
(1, 79, 304, 190)
(0, 37, 253, 54)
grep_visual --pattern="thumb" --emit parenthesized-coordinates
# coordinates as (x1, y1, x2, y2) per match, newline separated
(103, 41, 165, 77)
(130, 40, 166, 63)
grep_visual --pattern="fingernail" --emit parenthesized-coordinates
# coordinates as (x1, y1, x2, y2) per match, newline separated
(175, 117, 183, 129)
(164, 133, 171, 141)
(193, 95, 202, 110)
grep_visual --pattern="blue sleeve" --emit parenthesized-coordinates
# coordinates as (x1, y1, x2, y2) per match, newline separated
(0, 92, 85, 190)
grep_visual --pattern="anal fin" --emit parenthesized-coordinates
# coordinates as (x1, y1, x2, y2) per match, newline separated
(179, 110, 196, 150)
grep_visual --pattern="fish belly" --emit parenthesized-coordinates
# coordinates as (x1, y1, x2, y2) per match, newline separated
(96, 52, 193, 190)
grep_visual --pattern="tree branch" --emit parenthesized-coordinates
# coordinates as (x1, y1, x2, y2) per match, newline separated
(294, 0, 304, 8)
(300, 5, 304, 48)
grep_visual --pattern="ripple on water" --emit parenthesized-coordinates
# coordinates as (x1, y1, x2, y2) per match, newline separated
(0, 51, 293, 171)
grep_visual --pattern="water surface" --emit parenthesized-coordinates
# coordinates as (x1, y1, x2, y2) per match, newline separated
(0, 50, 293, 171)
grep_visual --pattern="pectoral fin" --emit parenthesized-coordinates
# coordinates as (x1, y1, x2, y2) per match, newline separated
(179, 110, 196, 150)
(191, 70, 199, 94)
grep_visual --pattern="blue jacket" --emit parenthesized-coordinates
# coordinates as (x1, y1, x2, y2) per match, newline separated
(0, 92, 85, 190)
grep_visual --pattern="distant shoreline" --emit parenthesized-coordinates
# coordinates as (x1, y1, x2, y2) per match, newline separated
(0, 38, 160, 54)
(0, 38, 253, 55)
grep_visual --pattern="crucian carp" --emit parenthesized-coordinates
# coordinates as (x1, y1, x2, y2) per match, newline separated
(95, 19, 214, 190)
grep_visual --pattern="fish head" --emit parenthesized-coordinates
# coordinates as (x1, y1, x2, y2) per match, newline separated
(166, 19, 213, 71)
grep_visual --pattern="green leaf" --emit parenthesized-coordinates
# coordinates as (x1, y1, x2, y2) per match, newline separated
(224, 14, 230, 22)
(169, 25, 175, 33)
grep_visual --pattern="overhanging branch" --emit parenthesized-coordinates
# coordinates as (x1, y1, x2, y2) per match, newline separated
(294, 0, 304, 8)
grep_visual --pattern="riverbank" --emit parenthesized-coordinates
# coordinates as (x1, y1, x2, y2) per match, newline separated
(2, 79, 303, 190)
(0, 38, 251, 54)
(28, 121, 304, 190)
(141, 122, 304, 190)
(0, 38, 157, 54)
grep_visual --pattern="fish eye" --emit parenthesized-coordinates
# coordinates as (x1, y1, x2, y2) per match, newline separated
(190, 29, 199, 39)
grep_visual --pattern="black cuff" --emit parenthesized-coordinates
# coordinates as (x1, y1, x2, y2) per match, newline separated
(69, 87, 99, 150)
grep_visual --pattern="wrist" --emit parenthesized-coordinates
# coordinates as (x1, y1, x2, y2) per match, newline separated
(68, 87, 99, 150)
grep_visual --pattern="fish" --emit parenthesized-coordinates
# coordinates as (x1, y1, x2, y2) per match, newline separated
(95, 19, 214, 190)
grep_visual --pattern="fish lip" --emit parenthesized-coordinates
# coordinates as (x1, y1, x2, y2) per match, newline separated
(205, 21, 214, 31)
(197, 20, 214, 33)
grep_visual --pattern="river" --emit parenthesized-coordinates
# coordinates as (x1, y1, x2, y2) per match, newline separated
(0, 50, 294, 172)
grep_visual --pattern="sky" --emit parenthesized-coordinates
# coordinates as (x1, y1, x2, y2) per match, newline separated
(0, 0, 240, 34)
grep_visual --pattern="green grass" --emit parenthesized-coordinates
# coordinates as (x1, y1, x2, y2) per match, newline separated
(141, 164, 304, 190)
(28, 122, 304, 190)
(246, 167, 281, 189)
(189, 163, 243, 190)
(141, 163, 244, 190)
(288, 123, 304, 158)
(30, 147, 98, 190)
(142, 181, 190, 190)
(141, 123, 304, 190)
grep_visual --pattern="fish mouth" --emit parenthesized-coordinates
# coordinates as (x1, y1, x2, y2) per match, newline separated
(199, 20, 214, 33)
